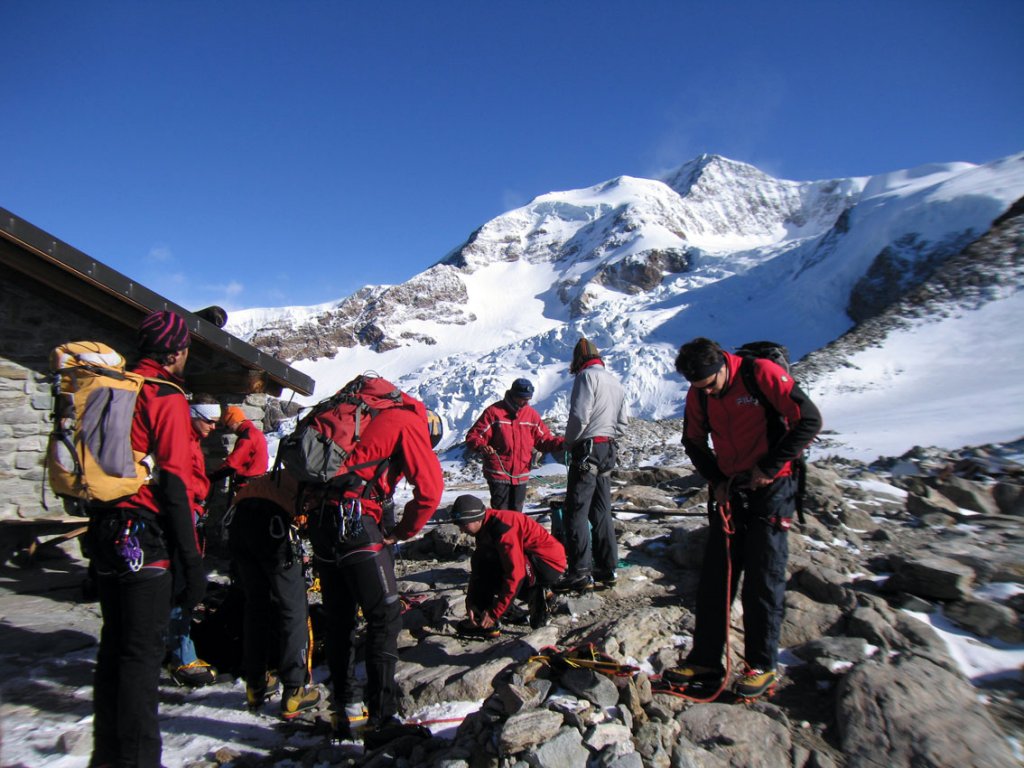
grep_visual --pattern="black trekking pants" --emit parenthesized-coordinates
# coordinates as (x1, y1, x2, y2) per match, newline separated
(228, 499, 310, 690)
(318, 543, 402, 725)
(89, 508, 173, 768)
(92, 568, 172, 768)
(688, 475, 795, 673)
(564, 440, 617, 579)
(487, 480, 527, 512)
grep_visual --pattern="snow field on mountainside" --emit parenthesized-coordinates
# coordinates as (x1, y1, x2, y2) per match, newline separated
(810, 291, 1024, 461)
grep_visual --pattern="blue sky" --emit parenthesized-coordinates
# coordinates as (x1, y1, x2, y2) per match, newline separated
(3, 1, 1021, 312)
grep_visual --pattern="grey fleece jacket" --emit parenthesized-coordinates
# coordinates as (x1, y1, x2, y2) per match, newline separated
(564, 363, 629, 447)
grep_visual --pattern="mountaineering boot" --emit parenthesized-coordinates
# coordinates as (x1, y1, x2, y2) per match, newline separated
(454, 617, 500, 639)
(245, 671, 281, 710)
(330, 702, 369, 741)
(502, 602, 530, 625)
(661, 663, 725, 691)
(363, 716, 431, 751)
(527, 585, 549, 629)
(170, 659, 217, 687)
(280, 685, 322, 720)
(593, 570, 617, 590)
(735, 667, 777, 700)
(551, 572, 594, 594)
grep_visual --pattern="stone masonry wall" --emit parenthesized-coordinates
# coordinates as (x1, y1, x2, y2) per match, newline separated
(0, 269, 268, 522)
(0, 270, 140, 520)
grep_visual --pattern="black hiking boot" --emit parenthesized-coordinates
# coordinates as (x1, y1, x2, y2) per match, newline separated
(363, 716, 431, 751)
(551, 572, 593, 594)
(593, 570, 618, 590)
(330, 702, 369, 741)
(527, 585, 550, 629)
(169, 659, 217, 688)
(245, 671, 280, 711)
(502, 602, 530, 625)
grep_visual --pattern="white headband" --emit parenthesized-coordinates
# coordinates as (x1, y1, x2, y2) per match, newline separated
(190, 403, 221, 422)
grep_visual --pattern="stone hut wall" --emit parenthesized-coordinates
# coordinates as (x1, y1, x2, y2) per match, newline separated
(0, 269, 265, 522)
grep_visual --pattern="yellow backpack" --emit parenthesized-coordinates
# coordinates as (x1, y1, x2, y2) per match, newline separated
(47, 341, 183, 510)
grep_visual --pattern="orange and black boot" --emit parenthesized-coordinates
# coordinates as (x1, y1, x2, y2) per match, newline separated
(280, 685, 321, 720)
(735, 667, 778, 700)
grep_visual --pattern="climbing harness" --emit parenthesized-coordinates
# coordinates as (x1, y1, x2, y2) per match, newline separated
(114, 517, 144, 572)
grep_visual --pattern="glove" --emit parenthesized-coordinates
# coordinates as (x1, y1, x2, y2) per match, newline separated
(181, 561, 208, 612)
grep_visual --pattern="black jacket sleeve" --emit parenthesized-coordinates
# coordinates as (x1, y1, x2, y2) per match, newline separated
(681, 401, 728, 485)
(158, 469, 207, 609)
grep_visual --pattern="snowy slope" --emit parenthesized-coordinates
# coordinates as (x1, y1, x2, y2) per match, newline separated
(228, 153, 1024, 459)
(812, 292, 1024, 461)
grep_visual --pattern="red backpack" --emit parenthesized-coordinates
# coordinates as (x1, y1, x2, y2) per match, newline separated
(276, 374, 421, 486)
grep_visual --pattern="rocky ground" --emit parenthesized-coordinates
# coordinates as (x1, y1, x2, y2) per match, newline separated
(1, 431, 1023, 767)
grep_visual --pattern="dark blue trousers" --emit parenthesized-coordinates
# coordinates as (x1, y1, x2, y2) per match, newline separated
(688, 475, 795, 672)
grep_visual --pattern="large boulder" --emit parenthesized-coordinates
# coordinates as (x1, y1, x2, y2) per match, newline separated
(994, 481, 1024, 516)
(781, 591, 846, 646)
(498, 708, 563, 755)
(944, 597, 1022, 643)
(676, 703, 792, 768)
(882, 554, 975, 600)
(836, 654, 1016, 767)
(928, 474, 1000, 515)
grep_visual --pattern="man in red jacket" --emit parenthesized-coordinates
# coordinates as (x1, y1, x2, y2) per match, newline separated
(210, 405, 269, 493)
(450, 495, 566, 634)
(305, 379, 443, 748)
(669, 337, 821, 701)
(465, 378, 564, 511)
(88, 310, 206, 768)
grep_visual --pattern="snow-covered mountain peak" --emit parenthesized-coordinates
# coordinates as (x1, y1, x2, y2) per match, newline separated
(660, 153, 862, 249)
(229, 152, 1024, 461)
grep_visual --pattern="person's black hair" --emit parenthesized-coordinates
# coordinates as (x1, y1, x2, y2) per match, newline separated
(674, 337, 724, 380)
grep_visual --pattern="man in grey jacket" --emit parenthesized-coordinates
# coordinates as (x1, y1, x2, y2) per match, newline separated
(554, 338, 629, 592)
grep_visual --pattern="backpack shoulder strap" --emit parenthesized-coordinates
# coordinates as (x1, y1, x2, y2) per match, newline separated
(141, 376, 187, 397)
(738, 357, 777, 420)
(739, 357, 787, 441)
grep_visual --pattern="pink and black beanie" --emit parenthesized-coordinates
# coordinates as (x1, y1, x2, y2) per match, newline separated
(138, 310, 191, 354)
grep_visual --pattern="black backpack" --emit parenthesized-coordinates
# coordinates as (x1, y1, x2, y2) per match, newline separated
(701, 341, 808, 523)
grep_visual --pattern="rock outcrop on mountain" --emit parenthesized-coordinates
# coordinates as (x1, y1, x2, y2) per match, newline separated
(247, 265, 471, 360)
